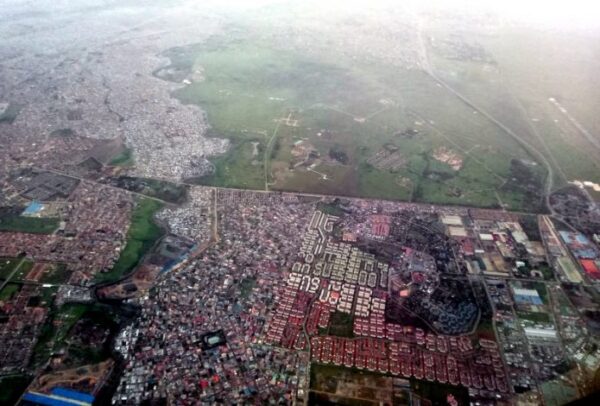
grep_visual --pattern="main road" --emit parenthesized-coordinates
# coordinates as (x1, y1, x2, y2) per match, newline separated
(415, 16, 557, 216)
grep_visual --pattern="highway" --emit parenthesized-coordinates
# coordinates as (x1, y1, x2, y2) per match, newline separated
(415, 17, 557, 216)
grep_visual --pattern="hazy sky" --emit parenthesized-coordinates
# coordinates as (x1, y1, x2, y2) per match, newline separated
(443, 0, 600, 29)
(202, 0, 600, 30)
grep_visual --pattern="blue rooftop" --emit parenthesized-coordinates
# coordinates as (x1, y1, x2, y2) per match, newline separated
(51, 387, 95, 404)
(22, 392, 81, 406)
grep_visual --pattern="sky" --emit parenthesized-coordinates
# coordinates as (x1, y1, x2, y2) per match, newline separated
(444, 0, 600, 29)
(201, 0, 600, 30)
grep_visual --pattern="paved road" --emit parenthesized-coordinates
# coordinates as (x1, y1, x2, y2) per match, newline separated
(415, 17, 556, 215)
(264, 120, 283, 191)
(36, 164, 548, 218)
(425, 73, 556, 213)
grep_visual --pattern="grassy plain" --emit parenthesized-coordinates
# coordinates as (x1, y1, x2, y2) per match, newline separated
(426, 23, 600, 188)
(165, 27, 585, 211)
(0, 258, 24, 279)
(0, 283, 20, 301)
(10, 260, 33, 281)
(0, 215, 59, 234)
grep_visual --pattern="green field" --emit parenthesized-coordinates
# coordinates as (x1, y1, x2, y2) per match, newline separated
(316, 200, 346, 217)
(0, 257, 34, 282)
(31, 303, 88, 366)
(517, 311, 552, 324)
(531, 282, 550, 304)
(541, 379, 579, 406)
(0, 215, 59, 234)
(328, 311, 354, 338)
(93, 198, 164, 283)
(40, 263, 72, 284)
(425, 23, 600, 189)
(109, 148, 134, 167)
(0, 283, 20, 301)
(308, 363, 466, 406)
(0, 258, 23, 279)
(167, 30, 546, 211)
(11, 260, 33, 281)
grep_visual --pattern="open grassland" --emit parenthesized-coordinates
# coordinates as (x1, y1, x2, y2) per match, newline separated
(109, 148, 134, 167)
(0, 214, 59, 234)
(0, 283, 20, 301)
(7, 260, 34, 281)
(93, 198, 164, 284)
(170, 31, 557, 211)
(0, 258, 26, 280)
(426, 23, 600, 188)
(541, 380, 579, 406)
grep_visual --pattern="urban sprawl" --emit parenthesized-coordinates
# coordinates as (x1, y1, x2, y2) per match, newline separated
(1, 171, 600, 404)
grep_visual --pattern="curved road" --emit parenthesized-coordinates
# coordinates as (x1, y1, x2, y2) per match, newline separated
(415, 18, 556, 214)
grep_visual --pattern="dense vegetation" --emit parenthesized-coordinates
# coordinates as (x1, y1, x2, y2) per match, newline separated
(93, 198, 164, 283)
